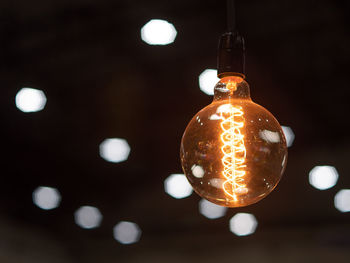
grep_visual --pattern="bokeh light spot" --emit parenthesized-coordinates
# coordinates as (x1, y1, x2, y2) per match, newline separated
(99, 138, 130, 163)
(309, 165, 338, 190)
(164, 173, 193, 199)
(32, 186, 61, 210)
(281, 126, 295, 147)
(15, 87, 47, 112)
(113, 221, 141, 245)
(229, 213, 257, 236)
(141, 19, 177, 45)
(74, 206, 103, 229)
(334, 189, 350, 212)
(199, 199, 227, 219)
(199, 69, 219, 95)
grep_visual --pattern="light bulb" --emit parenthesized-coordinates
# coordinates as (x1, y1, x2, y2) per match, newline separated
(180, 76, 287, 207)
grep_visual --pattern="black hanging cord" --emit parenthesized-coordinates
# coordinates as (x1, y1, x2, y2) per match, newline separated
(217, 0, 245, 78)
(226, 0, 236, 32)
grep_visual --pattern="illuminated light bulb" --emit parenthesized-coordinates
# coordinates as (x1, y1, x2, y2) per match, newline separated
(181, 75, 287, 207)
(180, 76, 287, 207)
(180, 1, 288, 209)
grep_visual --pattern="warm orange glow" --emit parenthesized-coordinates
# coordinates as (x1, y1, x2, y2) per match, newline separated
(180, 75, 288, 207)
(220, 81, 247, 201)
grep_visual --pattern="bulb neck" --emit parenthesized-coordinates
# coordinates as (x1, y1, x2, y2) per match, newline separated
(213, 76, 251, 101)
(217, 31, 245, 78)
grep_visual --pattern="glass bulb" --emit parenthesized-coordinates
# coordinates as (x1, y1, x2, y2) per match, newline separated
(180, 76, 287, 207)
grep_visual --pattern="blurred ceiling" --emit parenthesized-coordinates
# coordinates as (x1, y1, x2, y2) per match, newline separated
(0, 0, 349, 262)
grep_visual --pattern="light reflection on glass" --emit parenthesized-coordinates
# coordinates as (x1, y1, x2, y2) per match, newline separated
(216, 103, 232, 114)
(191, 165, 205, 178)
(209, 114, 221, 120)
(209, 178, 225, 189)
(259, 130, 280, 143)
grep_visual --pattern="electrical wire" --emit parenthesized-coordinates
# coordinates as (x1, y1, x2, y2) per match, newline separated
(227, 0, 236, 32)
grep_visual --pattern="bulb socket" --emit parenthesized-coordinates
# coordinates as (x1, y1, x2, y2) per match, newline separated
(217, 31, 245, 79)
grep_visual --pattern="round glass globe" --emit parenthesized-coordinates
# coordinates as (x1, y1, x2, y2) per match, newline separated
(180, 76, 287, 207)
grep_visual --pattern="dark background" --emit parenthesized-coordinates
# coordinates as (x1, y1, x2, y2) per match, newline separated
(0, 0, 349, 262)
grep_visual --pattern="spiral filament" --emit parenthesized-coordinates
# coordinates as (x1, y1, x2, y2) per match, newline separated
(219, 102, 247, 202)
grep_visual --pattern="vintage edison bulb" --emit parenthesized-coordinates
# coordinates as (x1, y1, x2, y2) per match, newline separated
(180, 76, 287, 207)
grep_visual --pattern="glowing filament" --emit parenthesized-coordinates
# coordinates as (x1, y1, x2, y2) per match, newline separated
(219, 97, 247, 201)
